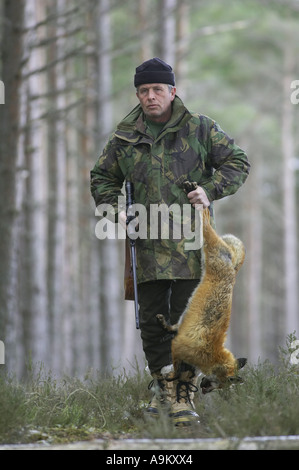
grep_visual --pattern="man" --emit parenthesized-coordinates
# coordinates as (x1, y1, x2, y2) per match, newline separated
(90, 58, 250, 426)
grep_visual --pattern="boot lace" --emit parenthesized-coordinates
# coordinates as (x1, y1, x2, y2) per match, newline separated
(176, 380, 198, 404)
(147, 378, 167, 404)
(148, 379, 165, 393)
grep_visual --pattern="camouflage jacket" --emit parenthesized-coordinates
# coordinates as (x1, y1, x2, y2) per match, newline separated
(90, 96, 250, 284)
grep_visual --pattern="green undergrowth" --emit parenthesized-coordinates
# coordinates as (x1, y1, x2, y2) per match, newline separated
(0, 334, 299, 445)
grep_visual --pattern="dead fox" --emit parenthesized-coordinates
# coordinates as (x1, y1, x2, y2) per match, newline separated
(157, 193, 246, 393)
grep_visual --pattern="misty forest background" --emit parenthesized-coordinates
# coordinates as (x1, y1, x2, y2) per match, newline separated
(0, 0, 299, 379)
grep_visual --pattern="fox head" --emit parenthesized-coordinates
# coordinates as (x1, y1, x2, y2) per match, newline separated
(200, 357, 247, 394)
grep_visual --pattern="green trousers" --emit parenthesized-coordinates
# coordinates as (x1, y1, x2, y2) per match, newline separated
(138, 279, 200, 374)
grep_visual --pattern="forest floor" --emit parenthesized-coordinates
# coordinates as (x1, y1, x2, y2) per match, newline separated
(1, 335, 299, 451)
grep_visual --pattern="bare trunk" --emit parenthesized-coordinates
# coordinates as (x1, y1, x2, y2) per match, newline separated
(46, 0, 67, 375)
(0, 0, 25, 371)
(247, 147, 263, 362)
(23, 0, 49, 367)
(137, 0, 152, 62)
(157, 0, 177, 65)
(176, 0, 189, 98)
(282, 41, 298, 336)
(97, 0, 123, 372)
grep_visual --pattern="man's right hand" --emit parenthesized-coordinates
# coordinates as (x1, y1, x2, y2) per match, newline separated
(118, 210, 127, 230)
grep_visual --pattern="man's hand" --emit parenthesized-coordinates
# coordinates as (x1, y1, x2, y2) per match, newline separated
(118, 210, 127, 230)
(119, 210, 139, 235)
(187, 186, 210, 209)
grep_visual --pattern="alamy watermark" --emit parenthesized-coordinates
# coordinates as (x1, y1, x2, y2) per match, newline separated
(290, 80, 299, 104)
(0, 341, 4, 365)
(290, 340, 299, 365)
(0, 80, 4, 104)
(95, 197, 203, 250)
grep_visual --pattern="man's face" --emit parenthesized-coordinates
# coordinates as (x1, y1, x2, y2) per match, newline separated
(136, 83, 176, 123)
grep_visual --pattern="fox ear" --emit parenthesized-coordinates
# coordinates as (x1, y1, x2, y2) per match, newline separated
(237, 357, 247, 369)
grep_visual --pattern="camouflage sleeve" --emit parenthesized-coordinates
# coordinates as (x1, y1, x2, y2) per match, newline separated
(90, 137, 125, 218)
(200, 120, 250, 201)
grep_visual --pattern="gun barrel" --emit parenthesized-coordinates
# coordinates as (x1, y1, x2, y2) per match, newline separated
(125, 181, 134, 207)
(125, 181, 140, 330)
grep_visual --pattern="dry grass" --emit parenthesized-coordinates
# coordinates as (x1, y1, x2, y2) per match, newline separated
(0, 335, 298, 444)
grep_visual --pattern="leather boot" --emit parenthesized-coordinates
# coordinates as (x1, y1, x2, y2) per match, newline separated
(170, 370, 200, 426)
(146, 365, 174, 417)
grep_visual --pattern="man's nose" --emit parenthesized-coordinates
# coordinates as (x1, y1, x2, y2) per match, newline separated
(147, 89, 156, 100)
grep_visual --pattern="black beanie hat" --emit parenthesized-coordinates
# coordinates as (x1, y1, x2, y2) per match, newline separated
(134, 57, 175, 87)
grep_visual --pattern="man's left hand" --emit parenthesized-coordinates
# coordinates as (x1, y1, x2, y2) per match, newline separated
(187, 187, 210, 209)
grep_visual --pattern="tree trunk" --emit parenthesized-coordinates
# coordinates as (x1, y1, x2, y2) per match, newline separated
(96, 0, 123, 373)
(246, 141, 263, 363)
(282, 39, 298, 336)
(157, 0, 177, 65)
(46, 0, 67, 375)
(23, 0, 49, 368)
(0, 0, 25, 371)
(176, 0, 189, 99)
(137, 0, 152, 62)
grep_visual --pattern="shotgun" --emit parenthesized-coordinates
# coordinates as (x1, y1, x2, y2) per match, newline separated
(125, 181, 140, 329)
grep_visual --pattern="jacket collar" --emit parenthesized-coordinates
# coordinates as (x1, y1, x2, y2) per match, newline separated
(115, 95, 191, 143)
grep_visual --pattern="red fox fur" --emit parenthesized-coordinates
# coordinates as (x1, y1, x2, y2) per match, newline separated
(157, 205, 246, 393)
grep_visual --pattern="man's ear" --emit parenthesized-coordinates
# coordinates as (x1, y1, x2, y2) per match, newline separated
(170, 86, 176, 101)
(237, 357, 247, 369)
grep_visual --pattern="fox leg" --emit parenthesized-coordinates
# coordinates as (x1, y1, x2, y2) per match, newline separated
(156, 314, 179, 333)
